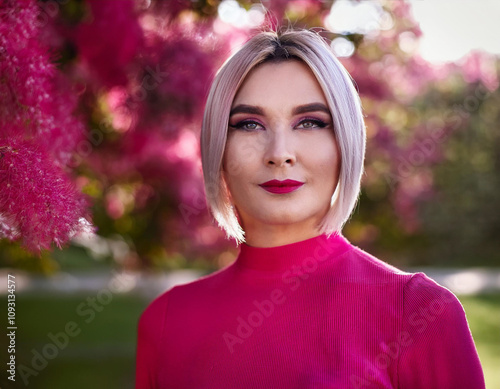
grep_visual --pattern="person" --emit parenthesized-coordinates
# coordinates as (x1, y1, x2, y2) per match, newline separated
(135, 29, 485, 389)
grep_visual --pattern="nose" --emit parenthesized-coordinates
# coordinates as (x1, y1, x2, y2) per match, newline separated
(264, 130, 296, 167)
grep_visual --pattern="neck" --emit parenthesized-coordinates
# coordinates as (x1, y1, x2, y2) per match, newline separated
(242, 222, 323, 248)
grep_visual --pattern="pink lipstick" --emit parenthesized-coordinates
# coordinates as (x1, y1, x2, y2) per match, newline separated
(259, 179, 304, 194)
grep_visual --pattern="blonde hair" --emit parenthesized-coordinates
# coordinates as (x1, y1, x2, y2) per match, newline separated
(201, 29, 366, 243)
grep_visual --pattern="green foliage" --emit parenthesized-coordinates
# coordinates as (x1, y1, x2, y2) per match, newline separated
(414, 84, 500, 266)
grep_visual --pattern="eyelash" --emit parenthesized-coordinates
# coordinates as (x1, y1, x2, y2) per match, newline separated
(296, 118, 328, 129)
(229, 120, 263, 131)
(229, 118, 328, 131)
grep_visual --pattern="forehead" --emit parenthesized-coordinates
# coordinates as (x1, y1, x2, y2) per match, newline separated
(232, 60, 327, 107)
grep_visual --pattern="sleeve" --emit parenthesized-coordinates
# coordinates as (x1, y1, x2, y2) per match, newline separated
(397, 272, 485, 389)
(135, 290, 171, 389)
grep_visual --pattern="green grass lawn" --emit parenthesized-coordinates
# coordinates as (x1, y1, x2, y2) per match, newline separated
(1, 292, 499, 389)
(1, 292, 146, 389)
(459, 294, 500, 389)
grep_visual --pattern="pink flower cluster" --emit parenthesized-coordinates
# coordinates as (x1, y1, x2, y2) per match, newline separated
(128, 24, 223, 130)
(0, 138, 90, 252)
(74, 0, 143, 88)
(0, 0, 90, 252)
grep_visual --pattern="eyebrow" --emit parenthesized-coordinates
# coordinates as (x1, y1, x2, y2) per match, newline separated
(229, 103, 331, 117)
(229, 105, 264, 117)
(292, 103, 330, 116)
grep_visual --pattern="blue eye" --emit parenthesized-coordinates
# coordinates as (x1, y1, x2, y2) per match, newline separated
(296, 119, 328, 129)
(230, 121, 263, 131)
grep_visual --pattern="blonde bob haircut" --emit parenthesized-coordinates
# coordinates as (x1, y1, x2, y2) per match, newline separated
(201, 28, 366, 244)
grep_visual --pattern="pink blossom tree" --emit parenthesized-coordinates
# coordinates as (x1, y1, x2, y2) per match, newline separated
(1, 0, 498, 270)
(0, 0, 90, 253)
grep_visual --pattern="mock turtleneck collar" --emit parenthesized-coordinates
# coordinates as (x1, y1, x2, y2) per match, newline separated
(235, 233, 353, 272)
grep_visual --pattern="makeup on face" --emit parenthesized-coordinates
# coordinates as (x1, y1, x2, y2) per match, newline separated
(223, 60, 340, 243)
(258, 179, 305, 194)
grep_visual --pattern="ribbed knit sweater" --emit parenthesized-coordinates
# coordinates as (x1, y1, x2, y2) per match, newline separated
(135, 233, 485, 388)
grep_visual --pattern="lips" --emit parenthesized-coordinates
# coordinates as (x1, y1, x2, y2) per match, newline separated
(259, 179, 304, 194)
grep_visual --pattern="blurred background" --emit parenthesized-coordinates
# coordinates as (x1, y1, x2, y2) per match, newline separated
(0, 0, 499, 388)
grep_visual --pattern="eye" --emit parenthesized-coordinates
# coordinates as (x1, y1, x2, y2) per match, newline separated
(229, 120, 264, 131)
(296, 118, 328, 129)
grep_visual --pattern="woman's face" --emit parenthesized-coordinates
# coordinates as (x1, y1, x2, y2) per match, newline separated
(222, 60, 340, 242)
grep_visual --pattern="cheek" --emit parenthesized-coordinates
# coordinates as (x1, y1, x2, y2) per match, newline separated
(224, 136, 260, 177)
(325, 145, 341, 173)
(311, 140, 340, 183)
(223, 148, 244, 179)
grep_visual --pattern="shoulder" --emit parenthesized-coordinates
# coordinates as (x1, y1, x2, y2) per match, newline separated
(141, 264, 235, 315)
(171, 261, 236, 297)
(401, 272, 465, 323)
(333, 243, 466, 321)
(403, 271, 457, 299)
(398, 272, 474, 358)
(336, 243, 413, 285)
(138, 286, 175, 340)
(396, 275, 485, 387)
(342, 244, 462, 308)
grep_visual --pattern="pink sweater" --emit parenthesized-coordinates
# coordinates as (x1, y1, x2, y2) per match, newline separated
(135, 233, 485, 388)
